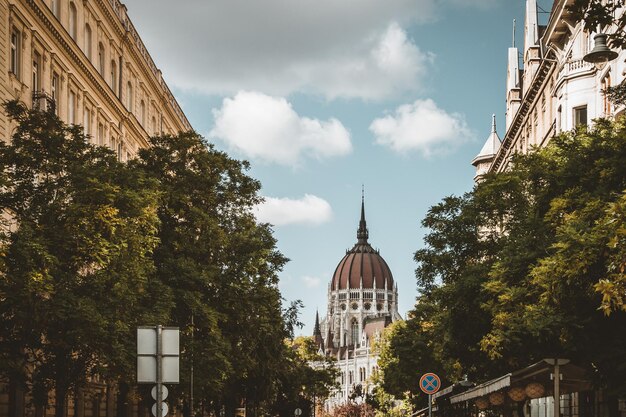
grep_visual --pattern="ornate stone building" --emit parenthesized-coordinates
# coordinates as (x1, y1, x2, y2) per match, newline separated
(313, 196, 401, 411)
(0, 1, 190, 417)
(1, 0, 191, 159)
(473, 0, 626, 179)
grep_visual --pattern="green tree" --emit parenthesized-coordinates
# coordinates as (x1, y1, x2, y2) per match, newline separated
(135, 131, 290, 416)
(0, 101, 161, 417)
(383, 117, 626, 398)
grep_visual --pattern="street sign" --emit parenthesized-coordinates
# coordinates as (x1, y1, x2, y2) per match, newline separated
(151, 385, 169, 401)
(419, 373, 441, 395)
(152, 403, 169, 417)
(294, 409, 302, 416)
(137, 326, 180, 383)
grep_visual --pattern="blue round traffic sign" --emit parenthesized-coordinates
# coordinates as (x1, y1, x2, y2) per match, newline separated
(419, 372, 441, 394)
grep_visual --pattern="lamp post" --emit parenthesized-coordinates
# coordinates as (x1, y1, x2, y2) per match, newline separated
(584, 33, 618, 70)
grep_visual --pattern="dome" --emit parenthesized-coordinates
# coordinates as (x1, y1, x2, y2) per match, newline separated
(330, 198, 394, 291)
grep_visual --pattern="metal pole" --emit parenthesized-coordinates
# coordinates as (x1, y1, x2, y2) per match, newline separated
(554, 361, 560, 417)
(428, 394, 432, 417)
(190, 314, 194, 417)
(157, 325, 163, 417)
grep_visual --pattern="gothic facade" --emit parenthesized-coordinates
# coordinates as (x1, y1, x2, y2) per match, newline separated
(312, 197, 401, 411)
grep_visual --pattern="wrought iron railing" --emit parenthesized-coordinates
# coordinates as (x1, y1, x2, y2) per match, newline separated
(32, 90, 56, 113)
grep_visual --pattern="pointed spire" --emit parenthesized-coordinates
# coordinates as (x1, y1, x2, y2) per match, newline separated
(491, 114, 497, 134)
(314, 310, 321, 336)
(357, 186, 369, 244)
(513, 19, 516, 47)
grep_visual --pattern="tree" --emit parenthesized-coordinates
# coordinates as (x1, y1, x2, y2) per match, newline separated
(0, 101, 161, 417)
(135, 131, 291, 416)
(384, 117, 626, 398)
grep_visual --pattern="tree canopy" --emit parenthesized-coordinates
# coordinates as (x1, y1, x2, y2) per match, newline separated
(380, 117, 626, 399)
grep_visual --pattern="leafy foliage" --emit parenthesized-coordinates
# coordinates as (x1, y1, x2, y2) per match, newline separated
(380, 117, 626, 398)
(0, 102, 161, 416)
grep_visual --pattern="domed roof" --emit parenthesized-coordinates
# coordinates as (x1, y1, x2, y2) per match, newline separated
(331, 197, 394, 291)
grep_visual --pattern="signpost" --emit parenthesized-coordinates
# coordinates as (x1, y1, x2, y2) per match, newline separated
(420, 373, 441, 417)
(137, 326, 180, 417)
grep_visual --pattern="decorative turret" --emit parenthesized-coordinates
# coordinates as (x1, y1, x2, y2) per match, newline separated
(313, 310, 324, 350)
(472, 115, 502, 181)
(506, 19, 522, 131)
(522, 0, 542, 97)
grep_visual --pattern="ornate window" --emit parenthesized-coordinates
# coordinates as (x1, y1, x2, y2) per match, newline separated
(140, 100, 146, 126)
(351, 319, 359, 346)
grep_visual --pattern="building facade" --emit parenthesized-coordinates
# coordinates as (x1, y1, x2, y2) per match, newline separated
(1, 1, 190, 417)
(2, 0, 191, 160)
(473, 0, 626, 178)
(312, 197, 402, 411)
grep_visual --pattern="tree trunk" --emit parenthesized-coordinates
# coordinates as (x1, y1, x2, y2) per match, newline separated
(116, 383, 129, 417)
(54, 385, 68, 417)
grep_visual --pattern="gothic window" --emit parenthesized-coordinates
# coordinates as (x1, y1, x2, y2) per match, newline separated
(351, 303, 358, 310)
(10, 28, 21, 79)
(351, 319, 358, 346)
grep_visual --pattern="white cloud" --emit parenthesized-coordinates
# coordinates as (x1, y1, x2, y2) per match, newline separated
(370, 99, 473, 156)
(302, 276, 322, 288)
(255, 194, 333, 226)
(209, 91, 351, 166)
(121, 0, 440, 99)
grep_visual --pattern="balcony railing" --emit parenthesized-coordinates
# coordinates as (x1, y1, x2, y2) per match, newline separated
(32, 91, 56, 113)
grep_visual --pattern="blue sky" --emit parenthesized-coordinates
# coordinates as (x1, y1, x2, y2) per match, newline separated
(124, 0, 550, 335)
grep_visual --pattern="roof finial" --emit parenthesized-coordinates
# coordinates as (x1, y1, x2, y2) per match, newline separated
(513, 19, 516, 47)
(357, 186, 369, 244)
(492, 114, 497, 133)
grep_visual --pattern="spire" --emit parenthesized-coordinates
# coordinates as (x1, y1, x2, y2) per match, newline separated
(524, 0, 539, 53)
(491, 114, 497, 134)
(512, 19, 516, 48)
(314, 310, 321, 336)
(357, 186, 369, 244)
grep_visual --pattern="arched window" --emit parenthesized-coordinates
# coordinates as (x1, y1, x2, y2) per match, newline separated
(69, 2, 77, 40)
(98, 43, 105, 75)
(151, 116, 157, 134)
(351, 319, 359, 346)
(110, 60, 117, 94)
(126, 81, 133, 110)
(140, 100, 146, 126)
(84, 24, 92, 60)
(51, 0, 60, 18)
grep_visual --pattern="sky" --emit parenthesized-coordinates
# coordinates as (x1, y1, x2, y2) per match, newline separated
(122, 0, 551, 335)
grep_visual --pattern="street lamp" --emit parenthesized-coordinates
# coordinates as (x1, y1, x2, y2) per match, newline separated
(584, 33, 618, 70)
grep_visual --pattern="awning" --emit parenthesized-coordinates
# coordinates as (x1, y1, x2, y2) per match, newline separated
(449, 359, 591, 405)
(450, 374, 511, 404)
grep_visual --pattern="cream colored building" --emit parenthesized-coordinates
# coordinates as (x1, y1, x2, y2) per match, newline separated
(2, 0, 191, 160)
(473, 0, 626, 178)
(1, 1, 190, 417)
